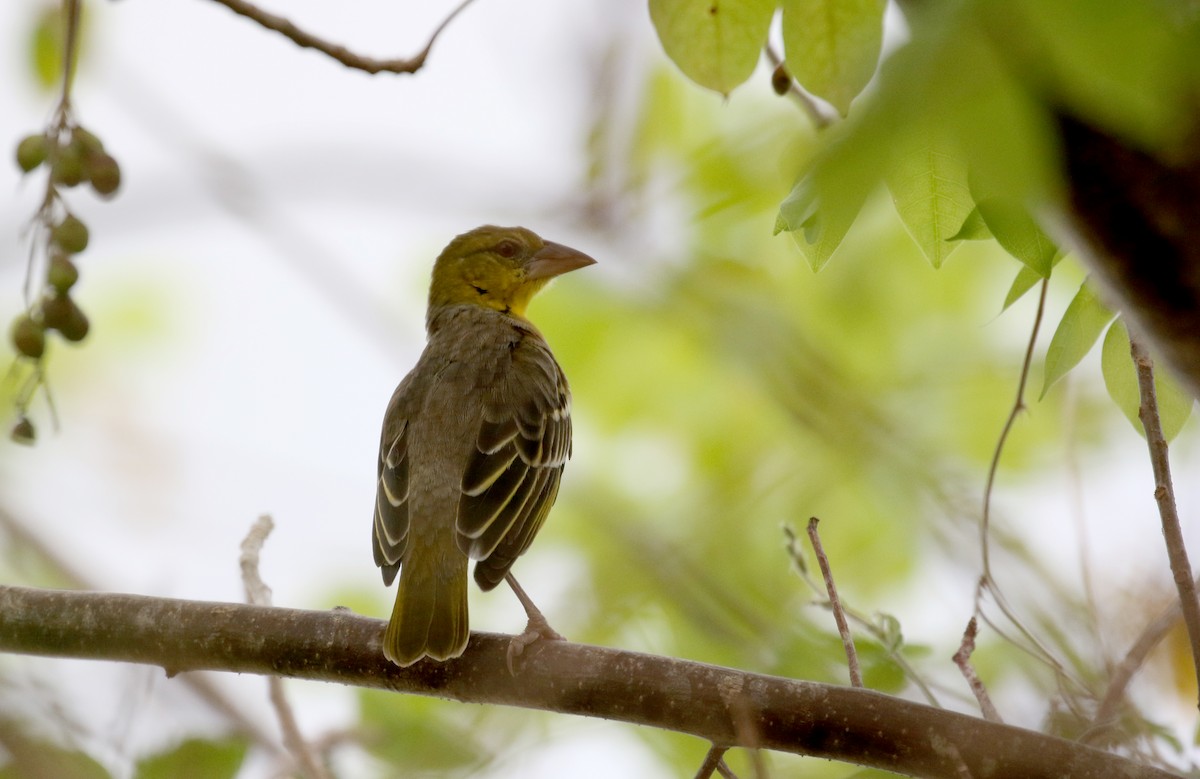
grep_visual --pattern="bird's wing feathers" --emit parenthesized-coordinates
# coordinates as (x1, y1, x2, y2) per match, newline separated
(374, 378, 415, 586)
(457, 334, 570, 589)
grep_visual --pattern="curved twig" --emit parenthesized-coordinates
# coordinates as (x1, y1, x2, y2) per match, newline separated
(206, 0, 477, 74)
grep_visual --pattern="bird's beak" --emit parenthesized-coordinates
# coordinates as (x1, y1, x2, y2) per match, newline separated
(524, 240, 597, 281)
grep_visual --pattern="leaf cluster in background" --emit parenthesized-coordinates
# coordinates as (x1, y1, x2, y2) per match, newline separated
(649, 0, 886, 114)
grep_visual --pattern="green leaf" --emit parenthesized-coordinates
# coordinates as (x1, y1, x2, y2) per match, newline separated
(1040, 281, 1115, 398)
(1100, 320, 1194, 441)
(135, 738, 246, 779)
(776, 118, 883, 271)
(885, 139, 973, 268)
(649, 0, 777, 96)
(776, 165, 868, 272)
(947, 206, 991, 241)
(980, 0, 1192, 149)
(975, 198, 1058, 277)
(1001, 253, 1066, 311)
(780, 0, 887, 115)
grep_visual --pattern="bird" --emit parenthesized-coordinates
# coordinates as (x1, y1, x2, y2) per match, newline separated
(372, 225, 595, 667)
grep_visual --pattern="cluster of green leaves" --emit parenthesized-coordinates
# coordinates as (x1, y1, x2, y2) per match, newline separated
(652, 0, 1198, 438)
(650, 0, 886, 113)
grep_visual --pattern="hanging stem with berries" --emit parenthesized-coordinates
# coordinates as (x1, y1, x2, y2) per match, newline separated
(9, 0, 121, 444)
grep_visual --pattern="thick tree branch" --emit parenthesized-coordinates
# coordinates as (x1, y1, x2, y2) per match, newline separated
(0, 585, 1179, 779)
(1057, 112, 1200, 400)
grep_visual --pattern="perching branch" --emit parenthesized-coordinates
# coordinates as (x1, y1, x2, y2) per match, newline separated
(0, 585, 1178, 779)
(1128, 333, 1200, 710)
(205, 0, 476, 74)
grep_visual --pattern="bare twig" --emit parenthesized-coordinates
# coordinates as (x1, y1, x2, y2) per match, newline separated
(1128, 332, 1200, 710)
(206, 0, 476, 74)
(695, 745, 729, 779)
(239, 515, 275, 607)
(981, 279, 1048, 580)
(61, 0, 81, 101)
(1086, 593, 1186, 742)
(952, 616, 1002, 723)
(239, 516, 331, 779)
(976, 279, 1080, 687)
(806, 517, 862, 687)
(783, 525, 942, 705)
(763, 45, 832, 129)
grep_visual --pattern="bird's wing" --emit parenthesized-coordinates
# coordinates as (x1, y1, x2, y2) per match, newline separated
(373, 372, 416, 586)
(457, 333, 571, 590)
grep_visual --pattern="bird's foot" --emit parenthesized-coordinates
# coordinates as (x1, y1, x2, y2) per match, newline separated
(504, 572, 565, 674)
(506, 612, 565, 674)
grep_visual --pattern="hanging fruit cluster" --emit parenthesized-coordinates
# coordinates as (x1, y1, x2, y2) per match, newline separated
(9, 121, 121, 444)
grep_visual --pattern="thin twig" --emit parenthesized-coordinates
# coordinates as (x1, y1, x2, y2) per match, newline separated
(206, 0, 476, 74)
(61, 0, 81, 101)
(763, 45, 831, 129)
(977, 279, 1079, 685)
(1128, 332, 1200, 711)
(239, 515, 275, 607)
(240, 516, 331, 779)
(783, 525, 942, 705)
(981, 278, 1048, 580)
(694, 745, 729, 779)
(806, 517, 862, 687)
(952, 616, 1002, 723)
(1085, 592, 1187, 743)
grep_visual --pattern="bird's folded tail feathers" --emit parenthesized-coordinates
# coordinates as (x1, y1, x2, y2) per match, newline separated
(383, 550, 469, 666)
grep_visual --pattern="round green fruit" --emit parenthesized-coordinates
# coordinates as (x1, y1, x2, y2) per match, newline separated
(51, 215, 89, 254)
(16, 134, 48, 173)
(48, 253, 80, 292)
(88, 153, 121, 197)
(10, 315, 45, 359)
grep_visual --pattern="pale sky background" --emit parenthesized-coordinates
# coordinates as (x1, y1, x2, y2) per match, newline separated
(3, 1, 1200, 777)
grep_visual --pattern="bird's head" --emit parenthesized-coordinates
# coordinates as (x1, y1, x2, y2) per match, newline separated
(428, 226, 596, 320)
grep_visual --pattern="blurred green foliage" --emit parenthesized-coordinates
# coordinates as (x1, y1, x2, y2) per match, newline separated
(134, 738, 247, 779)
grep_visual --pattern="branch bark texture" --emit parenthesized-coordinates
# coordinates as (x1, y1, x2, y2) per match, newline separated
(1058, 112, 1200, 400)
(0, 585, 1179, 779)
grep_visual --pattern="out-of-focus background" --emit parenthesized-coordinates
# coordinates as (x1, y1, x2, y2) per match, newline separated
(2, 1, 1198, 776)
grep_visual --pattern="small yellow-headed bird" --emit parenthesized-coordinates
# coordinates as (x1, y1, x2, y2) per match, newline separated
(373, 225, 595, 666)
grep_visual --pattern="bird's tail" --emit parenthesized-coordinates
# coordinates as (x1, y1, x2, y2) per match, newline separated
(383, 543, 469, 666)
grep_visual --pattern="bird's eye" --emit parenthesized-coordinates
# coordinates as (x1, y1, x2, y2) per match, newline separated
(495, 240, 519, 259)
